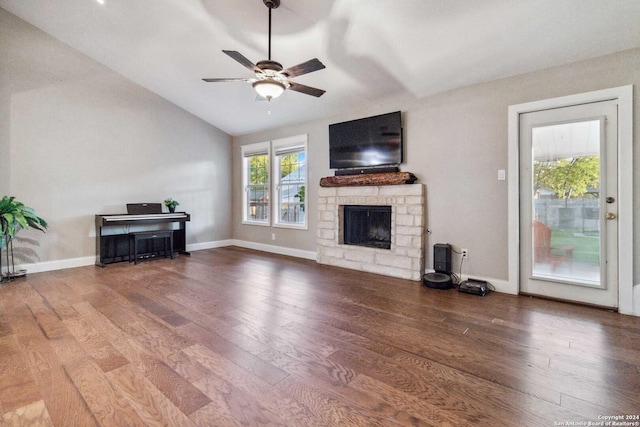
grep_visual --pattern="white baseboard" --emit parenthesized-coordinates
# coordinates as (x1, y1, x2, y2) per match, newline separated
(186, 239, 235, 252)
(4, 239, 316, 276)
(183, 238, 317, 261)
(10, 256, 97, 274)
(229, 239, 317, 260)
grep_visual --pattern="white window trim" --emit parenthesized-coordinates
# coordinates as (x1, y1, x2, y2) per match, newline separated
(273, 134, 308, 230)
(241, 141, 271, 226)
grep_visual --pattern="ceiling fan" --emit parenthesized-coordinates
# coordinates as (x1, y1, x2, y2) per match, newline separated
(202, 0, 326, 101)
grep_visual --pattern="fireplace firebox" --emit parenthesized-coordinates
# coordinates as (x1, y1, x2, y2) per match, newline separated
(343, 205, 392, 249)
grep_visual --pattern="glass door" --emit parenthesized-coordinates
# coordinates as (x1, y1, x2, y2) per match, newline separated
(519, 100, 618, 307)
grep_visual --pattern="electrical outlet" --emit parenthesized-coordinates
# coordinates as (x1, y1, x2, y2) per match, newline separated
(461, 249, 468, 259)
(271, 233, 276, 240)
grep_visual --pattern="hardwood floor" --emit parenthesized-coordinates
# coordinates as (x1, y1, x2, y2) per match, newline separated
(1, 247, 639, 426)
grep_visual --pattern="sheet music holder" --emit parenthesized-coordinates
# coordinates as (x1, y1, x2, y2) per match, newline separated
(126, 203, 162, 215)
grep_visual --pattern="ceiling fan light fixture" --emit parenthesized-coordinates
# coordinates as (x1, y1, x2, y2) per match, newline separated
(202, 0, 325, 100)
(253, 79, 285, 100)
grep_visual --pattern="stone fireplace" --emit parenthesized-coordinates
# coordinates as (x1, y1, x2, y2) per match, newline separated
(317, 184, 426, 281)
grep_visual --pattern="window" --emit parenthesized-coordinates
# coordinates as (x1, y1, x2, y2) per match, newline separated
(273, 135, 307, 228)
(240, 135, 308, 229)
(242, 142, 270, 225)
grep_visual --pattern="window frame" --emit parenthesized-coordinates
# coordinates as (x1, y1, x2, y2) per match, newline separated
(241, 141, 271, 226)
(272, 134, 308, 230)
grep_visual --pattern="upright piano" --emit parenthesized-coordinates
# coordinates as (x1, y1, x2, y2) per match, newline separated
(95, 212, 190, 266)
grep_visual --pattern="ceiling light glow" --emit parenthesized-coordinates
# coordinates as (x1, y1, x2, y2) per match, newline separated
(253, 80, 285, 100)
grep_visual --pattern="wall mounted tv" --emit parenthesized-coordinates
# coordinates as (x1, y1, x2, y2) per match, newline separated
(329, 111, 403, 171)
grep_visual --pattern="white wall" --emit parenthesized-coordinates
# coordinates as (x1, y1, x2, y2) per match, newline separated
(233, 48, 640, 315)
(0, 9, 232, 269)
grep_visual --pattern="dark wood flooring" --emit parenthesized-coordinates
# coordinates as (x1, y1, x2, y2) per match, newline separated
(1, 247, 639, 426)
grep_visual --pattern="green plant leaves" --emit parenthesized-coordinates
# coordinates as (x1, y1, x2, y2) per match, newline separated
(163, 198, 179, 208)
(0, 195, 47, 249)
(534, 156, 600, 200)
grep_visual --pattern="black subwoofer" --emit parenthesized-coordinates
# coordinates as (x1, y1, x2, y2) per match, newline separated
(434, 243, 452, 274)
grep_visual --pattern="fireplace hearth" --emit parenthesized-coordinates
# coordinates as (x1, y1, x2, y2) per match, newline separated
(343, 205, 391, 249)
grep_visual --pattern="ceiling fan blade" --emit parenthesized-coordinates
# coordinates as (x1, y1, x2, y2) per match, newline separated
(223, 50, 262, 74)
(281, 58, 325, 78)
(288, 81, 326, 97)
(202, 78, 252, 82)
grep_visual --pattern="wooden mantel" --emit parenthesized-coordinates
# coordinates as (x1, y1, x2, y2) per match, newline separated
(319, 172, 417, 187)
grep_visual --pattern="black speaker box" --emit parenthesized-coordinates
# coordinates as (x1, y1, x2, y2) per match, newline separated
(434, 243, 452, 274)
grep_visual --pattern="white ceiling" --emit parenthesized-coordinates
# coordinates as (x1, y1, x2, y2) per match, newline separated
(2, 0, 640, 136)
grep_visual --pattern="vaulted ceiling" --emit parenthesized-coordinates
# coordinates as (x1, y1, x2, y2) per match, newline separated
(2, 0, 640, 136)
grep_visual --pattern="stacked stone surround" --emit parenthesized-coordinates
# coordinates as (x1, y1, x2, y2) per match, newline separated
(317, 184, 426, 281)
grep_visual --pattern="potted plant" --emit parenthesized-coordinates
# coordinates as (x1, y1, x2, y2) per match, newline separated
(164, 198, 179, 213)
(0, 196, 47, 281)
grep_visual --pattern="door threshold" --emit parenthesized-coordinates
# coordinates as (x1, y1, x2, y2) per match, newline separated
(519, 292, 618, 312)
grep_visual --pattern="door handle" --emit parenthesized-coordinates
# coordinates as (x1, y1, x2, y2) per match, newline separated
(605, 212, 617, 220)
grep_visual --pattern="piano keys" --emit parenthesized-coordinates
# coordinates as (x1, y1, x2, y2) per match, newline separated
(95, 212, 190, 266)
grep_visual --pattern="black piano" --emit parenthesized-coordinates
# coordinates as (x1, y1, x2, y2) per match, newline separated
(95, 206, 190, 266)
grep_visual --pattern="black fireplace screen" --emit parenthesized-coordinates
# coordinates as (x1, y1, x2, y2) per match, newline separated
(343, 205, 392, 249)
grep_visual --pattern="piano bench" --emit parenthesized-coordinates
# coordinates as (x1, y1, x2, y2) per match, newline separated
(129, 230, 174, 264)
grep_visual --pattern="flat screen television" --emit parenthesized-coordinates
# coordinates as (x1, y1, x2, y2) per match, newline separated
(329, 111, 403, 170)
